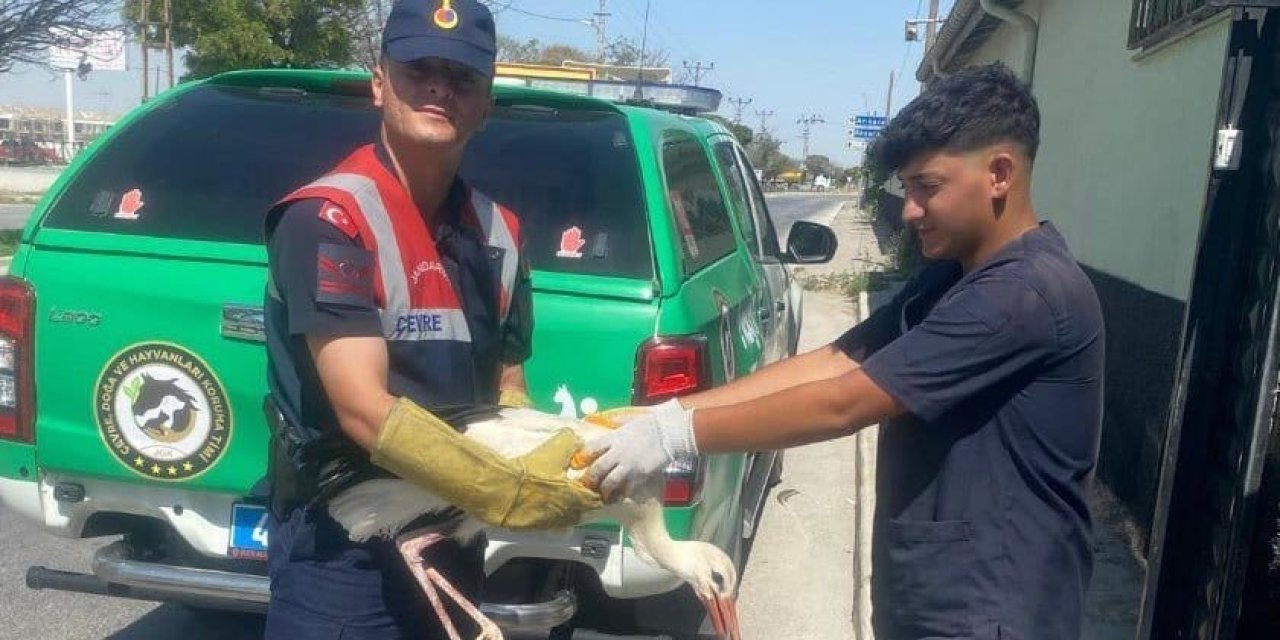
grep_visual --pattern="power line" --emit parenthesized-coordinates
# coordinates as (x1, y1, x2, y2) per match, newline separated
(898, 0, 926, 83)
(726, 97, 753, 125)
(503, 4, 585, 23)
(796, 114, 825, 161)
(755, 109, 775, 134)
(681, 60, 715, 86)
(591, 1, 611, 62)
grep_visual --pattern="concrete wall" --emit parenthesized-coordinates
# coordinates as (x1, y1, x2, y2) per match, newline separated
(952, 0, 1232, 543)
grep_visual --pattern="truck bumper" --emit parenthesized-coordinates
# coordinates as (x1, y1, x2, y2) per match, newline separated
(26, 540, 577, 632)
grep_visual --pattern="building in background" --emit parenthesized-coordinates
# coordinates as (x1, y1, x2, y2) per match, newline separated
(0, 104, 119, 164)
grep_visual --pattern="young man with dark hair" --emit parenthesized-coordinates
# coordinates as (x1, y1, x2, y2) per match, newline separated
(588, 63, 1105, 639)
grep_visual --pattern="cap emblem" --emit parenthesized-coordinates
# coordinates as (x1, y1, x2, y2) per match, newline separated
(433, 1, 460, 30)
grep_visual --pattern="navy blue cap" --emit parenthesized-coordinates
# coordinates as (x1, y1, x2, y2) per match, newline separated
(382, 0, 496, 78)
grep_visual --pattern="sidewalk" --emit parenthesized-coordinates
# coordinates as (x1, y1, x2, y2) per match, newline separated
(791, 203, 893, 640)
(736, 201, 886, 640)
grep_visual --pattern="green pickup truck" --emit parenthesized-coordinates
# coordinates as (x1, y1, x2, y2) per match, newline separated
(0, 69, 835, 636)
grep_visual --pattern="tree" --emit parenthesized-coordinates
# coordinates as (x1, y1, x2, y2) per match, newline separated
(538, 43, 591, 66)
(0, 0, 121, 73)
(495, 36, 589, 66)
(348, 0, 390, 70)
(837, 165, 862, 187)
(706, 115, 754, 148)
(804, 154, 834, 178)
(496, 36, 666, 69)
(746, 132, 795, 181)
(123, 0, 366, 80)
(496, 35, 542, 64)
(603, 37, 667, 68)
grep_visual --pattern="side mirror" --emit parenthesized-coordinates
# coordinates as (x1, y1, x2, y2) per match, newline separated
(784, 221, 838, 264)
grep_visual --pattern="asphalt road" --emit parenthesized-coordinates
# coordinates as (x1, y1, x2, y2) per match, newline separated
(764, 192, 851, 246)
(0, 194, 859, 640)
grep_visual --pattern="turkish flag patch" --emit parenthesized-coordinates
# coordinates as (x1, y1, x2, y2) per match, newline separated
(318, 203, 360, 240)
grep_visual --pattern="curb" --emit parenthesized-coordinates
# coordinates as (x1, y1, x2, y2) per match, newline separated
(853, 288, 878, 640)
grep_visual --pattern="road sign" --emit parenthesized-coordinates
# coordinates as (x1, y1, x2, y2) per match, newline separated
(48, 29, 127, 72)
(850, 114, 886, 140)
(853, 115, 887, 128)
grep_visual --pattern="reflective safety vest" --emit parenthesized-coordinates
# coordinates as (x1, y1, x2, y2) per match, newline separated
(269, 144, 522, 410)
(277, 144, 521, 337)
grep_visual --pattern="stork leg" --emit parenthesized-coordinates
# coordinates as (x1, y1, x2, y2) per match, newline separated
(396, 531, 504, 640)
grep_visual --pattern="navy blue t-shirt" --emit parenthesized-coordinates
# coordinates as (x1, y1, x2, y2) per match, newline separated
(836, 222, 1104, 640)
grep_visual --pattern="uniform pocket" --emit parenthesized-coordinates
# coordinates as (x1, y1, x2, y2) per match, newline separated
(883, 518, 978, 637)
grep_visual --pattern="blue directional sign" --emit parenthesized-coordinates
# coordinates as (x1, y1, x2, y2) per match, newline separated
(852, 114, 887, 140)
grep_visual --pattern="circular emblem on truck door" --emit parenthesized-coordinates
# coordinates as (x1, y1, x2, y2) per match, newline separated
(94, 342, 232, 480)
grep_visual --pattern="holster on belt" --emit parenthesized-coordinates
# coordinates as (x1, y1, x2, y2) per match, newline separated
(262, 395, 391, 520)
(263, 396, 317, 520)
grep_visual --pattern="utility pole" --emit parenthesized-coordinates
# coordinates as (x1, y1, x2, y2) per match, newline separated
(755, 109, 775, 134)
(905, 4, 945, 53)
(592, 0, 610, 63)
(137, 0, 174, 102)
(796, 114, 825, 162)
(164, 0, 174, 89)
(682, 60, 716, 87)
(139, 0, 149, 102)
(727, 97, 753, 125)
(886, 71, 895, 118)
(927, 0, 941, 51)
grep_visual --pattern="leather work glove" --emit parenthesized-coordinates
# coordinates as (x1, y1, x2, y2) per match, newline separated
(584, 399, 698, 500)
(371, 398, 603, 530)
(498, 389, 535, 409)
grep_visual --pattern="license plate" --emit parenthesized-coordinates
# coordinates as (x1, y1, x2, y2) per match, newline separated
(228, 503, 269, 560)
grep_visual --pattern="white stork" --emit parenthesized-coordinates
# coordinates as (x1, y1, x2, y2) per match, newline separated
(326, 406, 742, 640)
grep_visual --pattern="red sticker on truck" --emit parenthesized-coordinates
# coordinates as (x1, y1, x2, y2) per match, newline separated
(114, 188, 145, 220)
(557, 226, 586, 259)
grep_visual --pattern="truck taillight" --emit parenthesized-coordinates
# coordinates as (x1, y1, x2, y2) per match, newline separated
(633, 337, 709, 406)
(662, 455, 704, 506)
(634, 337, 710, 505)
(0, 278, 34, 444)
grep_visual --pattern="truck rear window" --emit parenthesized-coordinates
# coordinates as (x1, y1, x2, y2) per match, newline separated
(41, 83, 653, 279)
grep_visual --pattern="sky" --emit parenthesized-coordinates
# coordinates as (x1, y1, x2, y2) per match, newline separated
(0, 0, 954, 167)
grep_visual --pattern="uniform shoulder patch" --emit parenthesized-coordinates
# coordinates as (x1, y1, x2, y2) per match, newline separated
(316, 243, 376, 308)
(318, 202, 360, 240)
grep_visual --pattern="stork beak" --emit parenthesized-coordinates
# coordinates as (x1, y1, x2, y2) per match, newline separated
(699, 593, 742, 640)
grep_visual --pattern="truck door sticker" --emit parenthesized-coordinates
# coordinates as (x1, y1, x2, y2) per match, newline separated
(94, 342, 232, 480)
(553, 385, 598, 419)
